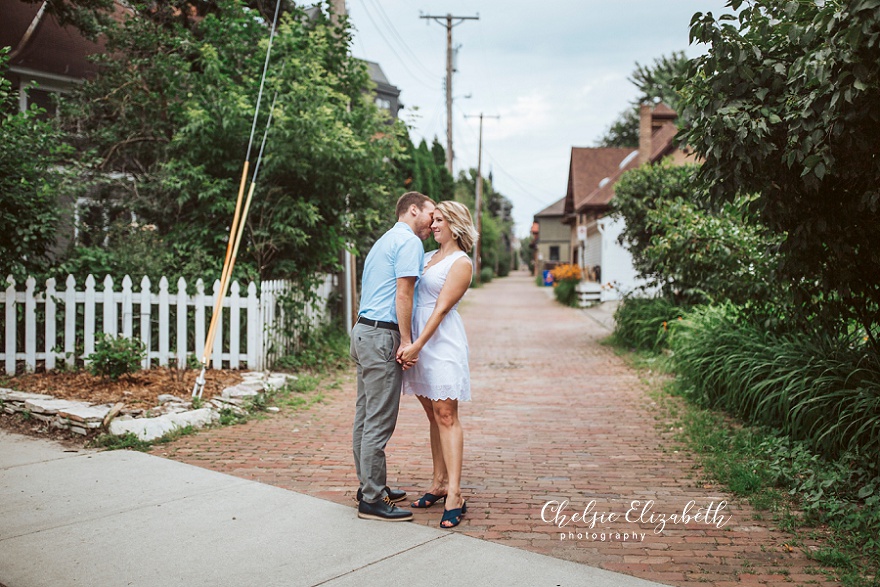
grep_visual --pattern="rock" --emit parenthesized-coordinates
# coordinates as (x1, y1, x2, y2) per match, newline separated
(24, 398, 88, 416)
(265, 406, 280, 413)
(157, 394, 183, 404)
(108, 408, 219, 442)
(222, 385, 261, 399)
(102, 402, 126, 428)
(1, 389, 56, 402)
(263, 376, 289, 390)
(58, 404, 113, 424)
(211, 395, 244, 407)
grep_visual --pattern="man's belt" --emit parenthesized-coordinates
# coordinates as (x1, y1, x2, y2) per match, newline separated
(356, 316, 400, 332)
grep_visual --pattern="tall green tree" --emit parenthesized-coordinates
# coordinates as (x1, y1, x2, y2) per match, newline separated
(454, 169, 515, 277)
(58, 0, 404, 282)
(398, 137, 454, 203)
(596, 51, 690, 148)
(679, 0, 880, 341)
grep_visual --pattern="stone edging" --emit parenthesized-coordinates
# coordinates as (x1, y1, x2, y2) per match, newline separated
(0, 371, 296, 441)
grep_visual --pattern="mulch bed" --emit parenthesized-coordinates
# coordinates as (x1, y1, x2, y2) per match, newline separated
(0, 368, 244, 445)
(5, 368, 243, 408)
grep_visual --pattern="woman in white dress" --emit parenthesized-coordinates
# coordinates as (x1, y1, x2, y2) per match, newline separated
(398, 201, 477, 528)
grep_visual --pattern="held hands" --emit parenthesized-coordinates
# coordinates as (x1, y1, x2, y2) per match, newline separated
(396, 342, 421, 371)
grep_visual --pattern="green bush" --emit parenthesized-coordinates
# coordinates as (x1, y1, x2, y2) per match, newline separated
(613, 297, 686, 352)
(669, 303, 880, 462)
(479, 267, 494, 284)
(88, 335, 146, 380)
(552, 279, 579, 307)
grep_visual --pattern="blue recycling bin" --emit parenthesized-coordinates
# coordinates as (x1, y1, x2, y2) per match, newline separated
(542, 270, 554, 286)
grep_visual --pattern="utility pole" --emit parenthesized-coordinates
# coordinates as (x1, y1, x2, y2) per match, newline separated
(464, 113, 499, 284)
(421, 13, 479, 174)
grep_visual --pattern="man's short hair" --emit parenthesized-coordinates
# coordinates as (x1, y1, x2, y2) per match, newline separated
(395, 192, 435, 218)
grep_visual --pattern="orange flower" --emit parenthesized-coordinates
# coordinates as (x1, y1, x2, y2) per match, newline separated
(549, 263, 583, 283)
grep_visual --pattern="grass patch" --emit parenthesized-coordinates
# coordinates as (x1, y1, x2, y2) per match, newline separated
(88, 425, 197, 451)
(265, 374, 327, 412)
(614, 341, 880, 587)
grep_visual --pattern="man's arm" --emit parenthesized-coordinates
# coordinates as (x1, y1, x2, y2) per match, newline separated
(395, 276, 417, 348)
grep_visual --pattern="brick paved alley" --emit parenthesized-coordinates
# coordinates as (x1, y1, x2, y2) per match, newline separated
(156, 271, 838, 587)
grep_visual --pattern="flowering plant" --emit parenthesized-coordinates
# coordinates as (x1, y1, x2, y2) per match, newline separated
(549, 264, 582, 284)
(549, 264, 582, 307)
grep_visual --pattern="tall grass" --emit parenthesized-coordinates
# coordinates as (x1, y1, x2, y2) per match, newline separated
(613, 297, 686, 353)
(668, 303, 880, 462)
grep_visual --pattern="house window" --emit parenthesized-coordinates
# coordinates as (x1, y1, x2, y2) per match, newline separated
(549, 246, 560, 261)
(375, 97, 392, 110)
(25, 88, 58, 118)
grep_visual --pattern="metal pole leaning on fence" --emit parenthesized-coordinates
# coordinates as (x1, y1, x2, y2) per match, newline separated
(192, 0, 283, 399)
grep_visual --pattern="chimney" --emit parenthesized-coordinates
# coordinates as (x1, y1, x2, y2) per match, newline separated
(329, 0, 347, 27)
(638, 103, 652, 166)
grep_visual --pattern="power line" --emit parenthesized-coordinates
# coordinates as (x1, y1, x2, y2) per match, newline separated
(365, 0, 436, 80)
(359, 2, 439, 90)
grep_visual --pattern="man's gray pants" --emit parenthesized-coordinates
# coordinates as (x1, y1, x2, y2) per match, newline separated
(350, 322, 402, 504)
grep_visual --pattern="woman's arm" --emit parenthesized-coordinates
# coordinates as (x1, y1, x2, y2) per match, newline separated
(398, 257, 472, 364)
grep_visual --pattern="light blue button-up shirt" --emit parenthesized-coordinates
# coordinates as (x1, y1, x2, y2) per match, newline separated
(358, 222, 424, 323)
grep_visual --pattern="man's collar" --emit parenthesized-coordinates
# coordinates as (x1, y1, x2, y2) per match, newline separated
(394, 221, 415, 234)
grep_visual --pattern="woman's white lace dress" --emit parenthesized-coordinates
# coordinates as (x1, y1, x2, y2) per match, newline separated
(402, 249, 471, 401)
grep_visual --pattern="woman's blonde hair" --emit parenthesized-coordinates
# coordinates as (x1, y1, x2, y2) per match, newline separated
(436, 201, 479, 253)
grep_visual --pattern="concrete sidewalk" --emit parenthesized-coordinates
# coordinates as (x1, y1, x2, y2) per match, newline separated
(0, 430, 668, 587)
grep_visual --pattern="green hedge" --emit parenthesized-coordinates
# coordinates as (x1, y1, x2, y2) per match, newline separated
(669, 303, 880, 462)
(613, 297, 686, 353)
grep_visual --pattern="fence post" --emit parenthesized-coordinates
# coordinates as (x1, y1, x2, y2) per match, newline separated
(195, 279, 205, 363)
(84, 275, 96, 363)
(247, 281, 259, 370)
(45, 278, 57, 371)
(261, 280, 273, 369)
(176, 277, 187, 369)
(64, 275, 76, 368)
(211, 279, 223, 369)
(5, 276, 16, 375)
(230, 281, 240, 370)
(121, 276, 133, 338)
(103, 275, 117, 337)
(24, 277, 36, 372)
(158, 277, 169, 366)
(139, 276, 151, 369)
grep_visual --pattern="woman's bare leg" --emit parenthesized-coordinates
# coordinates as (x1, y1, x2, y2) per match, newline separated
(417, 395, 448, 497)
(432, 398, 464, 523)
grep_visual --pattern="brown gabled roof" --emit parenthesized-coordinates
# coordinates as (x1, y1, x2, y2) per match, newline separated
(563, 147, 633, 216)
(2, 2, 103, 80)
(1, 0, 132, 82)
(577, 150, 641, 210)
(534, 196, 567, 219)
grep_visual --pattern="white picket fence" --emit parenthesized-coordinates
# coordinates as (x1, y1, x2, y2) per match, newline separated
(1, 273, 335, 375)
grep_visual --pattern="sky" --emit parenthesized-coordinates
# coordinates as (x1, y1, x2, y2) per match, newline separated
(345, 0, 733, 237)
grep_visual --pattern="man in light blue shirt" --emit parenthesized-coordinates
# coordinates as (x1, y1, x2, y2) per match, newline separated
(350, 191, 435, 522)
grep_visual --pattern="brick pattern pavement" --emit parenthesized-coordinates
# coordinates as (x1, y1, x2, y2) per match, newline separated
(155, 272, 839, 587)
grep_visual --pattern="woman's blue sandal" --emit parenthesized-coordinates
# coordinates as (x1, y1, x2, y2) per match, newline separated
(440, 501, 467, 528)
(411, 493, 446, 508)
